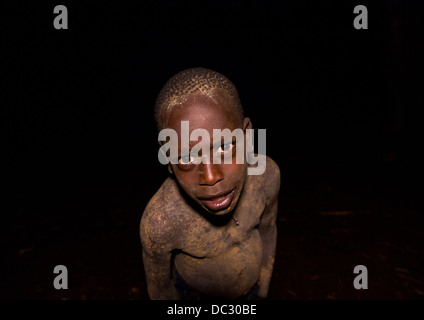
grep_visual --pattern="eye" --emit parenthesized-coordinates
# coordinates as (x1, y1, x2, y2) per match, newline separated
(217, 142, 235, 154)
(178, 155, 196, 165)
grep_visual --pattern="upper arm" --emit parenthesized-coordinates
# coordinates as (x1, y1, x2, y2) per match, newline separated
(140, 205, 175, 257)
(259, 157, 281, 232)
(264, 156, 281, 203)
(140, 202, 179, 299)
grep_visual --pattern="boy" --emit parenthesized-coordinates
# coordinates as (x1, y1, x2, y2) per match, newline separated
(140, 67, 280, 300)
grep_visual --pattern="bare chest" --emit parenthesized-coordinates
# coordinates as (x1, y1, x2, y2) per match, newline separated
(176, 189, 266, 258)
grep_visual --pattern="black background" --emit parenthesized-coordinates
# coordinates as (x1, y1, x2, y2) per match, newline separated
(3, 0, 424, 300)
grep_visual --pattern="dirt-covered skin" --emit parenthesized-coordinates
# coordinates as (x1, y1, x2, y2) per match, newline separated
(140, 68, 280, 300)
(140, 157, 280, 299)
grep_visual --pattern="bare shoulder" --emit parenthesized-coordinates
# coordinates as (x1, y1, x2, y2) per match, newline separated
(249, 155, 281, 202)
(263, 155, 281, 201)
(261, 155, 280, 177)
(140, 177, 182, 253)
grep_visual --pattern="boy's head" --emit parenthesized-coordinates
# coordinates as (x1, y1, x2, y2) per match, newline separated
(154, 67, 244, 131)
(155, 68, 252, 216)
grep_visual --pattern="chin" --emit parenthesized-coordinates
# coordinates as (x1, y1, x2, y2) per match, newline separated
(203, 205, 234, 216)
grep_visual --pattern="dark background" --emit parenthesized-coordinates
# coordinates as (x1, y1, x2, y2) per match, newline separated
(3, 0, 424, 300)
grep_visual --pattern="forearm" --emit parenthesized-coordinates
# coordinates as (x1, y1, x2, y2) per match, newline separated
(257, 224, 277, 298)
(143, 249, 179, 300)
(146, 279, 179, 300)
(145, 269, 179, 300)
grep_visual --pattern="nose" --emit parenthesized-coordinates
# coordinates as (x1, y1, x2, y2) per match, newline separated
(198, 163, 223, 186)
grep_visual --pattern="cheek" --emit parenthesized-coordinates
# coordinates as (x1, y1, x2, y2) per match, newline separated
(222, 163, 246, 184)
(174, 171, 198, 194)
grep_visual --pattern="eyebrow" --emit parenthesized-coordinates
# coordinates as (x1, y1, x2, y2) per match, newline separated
(211, 135, 237, 149)
(176, 135, 237, 157)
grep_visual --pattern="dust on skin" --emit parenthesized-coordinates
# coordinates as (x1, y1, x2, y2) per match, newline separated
(140, 155, 280, 299)
(140, 68, 280, 300)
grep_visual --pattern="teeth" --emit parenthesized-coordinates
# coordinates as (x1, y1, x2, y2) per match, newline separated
(209, 194, 229, 201)
(203, 190, 233, 203)
(212, 196, 226, 201)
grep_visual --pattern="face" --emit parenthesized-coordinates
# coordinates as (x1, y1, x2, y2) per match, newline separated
(165, 93, 251, 216)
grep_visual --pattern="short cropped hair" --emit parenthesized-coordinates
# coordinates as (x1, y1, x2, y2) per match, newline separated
(154, 67, 244, 131)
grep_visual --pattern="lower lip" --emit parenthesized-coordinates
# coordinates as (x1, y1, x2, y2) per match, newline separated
(201, 190, 235, 212)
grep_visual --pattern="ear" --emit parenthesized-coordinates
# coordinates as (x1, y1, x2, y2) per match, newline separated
(158, 140, 173, 174)
(243, 117, 252, 131)
(158, 140, 167, 163)
(243, 117, 254, 156)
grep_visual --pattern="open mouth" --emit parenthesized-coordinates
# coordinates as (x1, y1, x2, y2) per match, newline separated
(199, 189, 235, 212)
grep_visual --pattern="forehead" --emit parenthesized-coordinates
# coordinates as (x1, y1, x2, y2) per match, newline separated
(167, 93, 240, 131)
